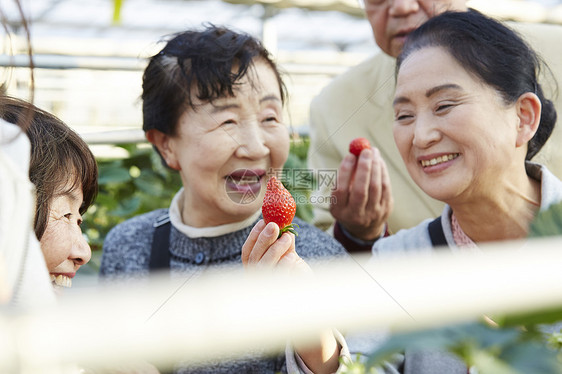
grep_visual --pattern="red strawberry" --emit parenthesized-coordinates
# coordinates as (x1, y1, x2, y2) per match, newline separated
(349, 137, 371, 157)
(262, 176, 298, 237)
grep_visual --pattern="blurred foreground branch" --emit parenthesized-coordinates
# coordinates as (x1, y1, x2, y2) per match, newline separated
(1, 237, 562, 372)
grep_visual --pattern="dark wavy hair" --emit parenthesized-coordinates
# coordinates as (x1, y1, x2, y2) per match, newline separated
(142, 24, 286, 141)
(397, 10, 557, 160)
(0, 96, 98, 240)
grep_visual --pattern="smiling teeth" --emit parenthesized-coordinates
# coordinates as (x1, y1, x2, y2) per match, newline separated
(50, 274, 72, 288)
(421, 154, 459, 167)
(230, 176, 259, 185)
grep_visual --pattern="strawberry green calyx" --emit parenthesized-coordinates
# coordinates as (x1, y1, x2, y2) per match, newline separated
(279, 222, 299, 238)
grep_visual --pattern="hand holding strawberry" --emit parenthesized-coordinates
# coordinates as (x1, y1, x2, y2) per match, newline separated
(241, 176, 304, 269)
(241, 219, 308, 272)
(261, 176, 298, 237)
(329, 138, 393, 243)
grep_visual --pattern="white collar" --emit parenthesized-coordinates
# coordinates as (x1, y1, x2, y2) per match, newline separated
(169, 187, 261, 238)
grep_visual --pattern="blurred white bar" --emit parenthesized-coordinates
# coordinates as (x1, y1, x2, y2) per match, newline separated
(1, 236, 562, 372)
(0, 54, 144, 71)
(79, 128, 146, 144)
(0, 53, 352, 76)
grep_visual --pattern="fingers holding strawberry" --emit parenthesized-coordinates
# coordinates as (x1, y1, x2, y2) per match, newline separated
(242, 176, 310, 272)
(241, 220, 311, 275)
(241, 219, 268, 266)
(242, 220, 292, 266)
(330, 140, 393, 242)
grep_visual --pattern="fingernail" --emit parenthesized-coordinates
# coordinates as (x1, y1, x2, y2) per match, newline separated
(361, 148, 372, 159)
(265, 223, 275, 235)
(279, 234, 290, 243)
(252, 220, 264, 232)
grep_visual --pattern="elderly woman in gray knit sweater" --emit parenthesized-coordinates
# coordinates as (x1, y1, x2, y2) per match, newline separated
(100, 25, 348, 373)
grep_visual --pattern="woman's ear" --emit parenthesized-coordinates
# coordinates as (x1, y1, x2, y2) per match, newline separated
(145, 129, 181, 170)
(515, 92, 541, 148)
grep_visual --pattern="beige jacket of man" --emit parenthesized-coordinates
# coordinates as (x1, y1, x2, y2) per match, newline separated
(308, 21, 562, 235)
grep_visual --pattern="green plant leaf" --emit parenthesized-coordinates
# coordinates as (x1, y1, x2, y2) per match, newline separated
(365, 322, 560, 373)
(470, 350, 516, 374)
(529, 201, 562, 238)
(112, 0, 123, 25)
(111, 197, 141, 216)
(133, 173, 164, 195)
(98, 165, 131, 184)
(498, 306, 562, 328)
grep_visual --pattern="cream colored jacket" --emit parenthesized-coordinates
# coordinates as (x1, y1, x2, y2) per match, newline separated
(308, 21, 562, 234)
(0, 120, 55, 308)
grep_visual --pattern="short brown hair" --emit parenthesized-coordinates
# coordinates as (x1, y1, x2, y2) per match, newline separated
(0, 96, 98, 239)
(142, 24, 286, 138)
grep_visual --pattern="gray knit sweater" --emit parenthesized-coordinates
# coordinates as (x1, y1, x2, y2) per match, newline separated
(100, 209, 347, 374)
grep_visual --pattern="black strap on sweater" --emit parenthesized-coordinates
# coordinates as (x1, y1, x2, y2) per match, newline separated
(148, 215, 177, 374)
(149, 214, 171, 271)
(428, 216, 448, 248)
